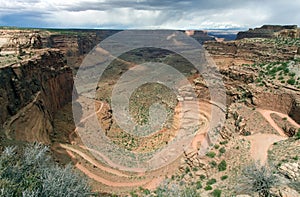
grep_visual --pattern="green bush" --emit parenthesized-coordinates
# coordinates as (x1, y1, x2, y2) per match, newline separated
(207, 178, 217, 185)
(0, 143, 92, 197)
(219, 147, 226, 154)
(212, 189, 222, 197)
(218, 160, 227, 171)
(185, 167, 190, 173)
(196, 181, 202, 189)
(287, 78, 296, 85)
(219, 141, 228, 145)
(199, 174, 206, 180)
(221, 175, 228, 180)
(209, 161, 217, 167)
(204, 185, 212, 191)
(206, 151, 216, 158)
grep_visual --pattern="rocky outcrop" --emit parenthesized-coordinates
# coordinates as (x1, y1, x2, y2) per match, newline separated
(290, 97, 300, 124)
(270, 186, 299, 197)
(236, 25, 299, 40)
(204, 40, 298, 65)
(0, 30, 42, 55)
(278, 162, 300, 181)
(0, 49, 74, 143)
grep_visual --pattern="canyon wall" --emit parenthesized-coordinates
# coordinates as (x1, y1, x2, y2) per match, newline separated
(0, 49, 74, 143)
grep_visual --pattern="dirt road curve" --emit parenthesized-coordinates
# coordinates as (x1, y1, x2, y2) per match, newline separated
(58, 98, 212, 191)
(246, 108, 299, 164)
(258, 109, 300, 136)
(59, 144, 129, 177)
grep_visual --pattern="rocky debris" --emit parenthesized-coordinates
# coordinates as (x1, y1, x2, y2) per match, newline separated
(278, 162, 300, 181)
(220, 67, 256, 84)
(270, 186, 299, 197)
(219, 126, 233, 139)
(236, 25, 299, 40)
(98, 105, 113, 135)
(230, 109, 251, 136)
(282, 125, 296, 137)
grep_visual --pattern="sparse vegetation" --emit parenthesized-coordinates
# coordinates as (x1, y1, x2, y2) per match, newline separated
(206, 178, 217, 185)
(209, 161, 217, 168)
(0, 143, 92, 197)
(206, 151, 216, 158)
(196, 181, 202, 189)
(204, 185, 212, 191)
(211, 189, 222, 197)
(221, 175, 228, 180)
(218, 160, 227, 171)
(239, 163, 279, 197)
(219, 147, 226, 154)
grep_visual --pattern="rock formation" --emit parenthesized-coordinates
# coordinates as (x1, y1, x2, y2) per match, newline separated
(237, 25, 300, 39)
(0, 48, 74, 143)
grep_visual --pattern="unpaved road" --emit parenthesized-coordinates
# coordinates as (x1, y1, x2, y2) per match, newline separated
(246, 108, 299, 164)
(246, 133, 287, 164)
(59, 97, 213, 190)
(258, 109, 300, 136)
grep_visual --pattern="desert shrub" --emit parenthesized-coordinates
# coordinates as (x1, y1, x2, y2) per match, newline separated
(155, 182, 199, 197)
(218, 160, 227, 171)
(221, 175, 228, 180)
(196, 181, 202, 189)
(239, 162, 279, 197)
(211, 189, 222, 197)
(185, 167, 190, 174)
(287, 78, 296, 85)
(204, 185, 212, 191)
(0, 143, 92, 197)
(180, 187, 198, 197)
(207, 178, 217, 185)
(209, 161, 217, 167)
(219, 141, 228, 145)
(199, 174, 206, 180)
(206, 152, 216, 158)
(219, 147, 226, 154)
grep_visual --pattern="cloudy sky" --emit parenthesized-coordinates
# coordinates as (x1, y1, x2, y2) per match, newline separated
(0, 0, 299, 29)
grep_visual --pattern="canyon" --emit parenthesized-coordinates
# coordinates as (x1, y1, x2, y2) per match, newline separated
(0, 25, 299, 196)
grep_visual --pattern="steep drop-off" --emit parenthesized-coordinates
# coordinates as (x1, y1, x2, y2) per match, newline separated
(0, 49, 74, 143)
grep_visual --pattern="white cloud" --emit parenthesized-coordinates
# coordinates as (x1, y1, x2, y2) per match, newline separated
(0, 0, 299, 29)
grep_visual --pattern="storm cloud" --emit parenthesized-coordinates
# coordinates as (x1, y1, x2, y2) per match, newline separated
(0, 0, 299, 29)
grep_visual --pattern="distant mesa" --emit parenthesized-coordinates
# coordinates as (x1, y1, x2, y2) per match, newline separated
(236, 24, 300, 39)
(184, 30, 216, 43)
